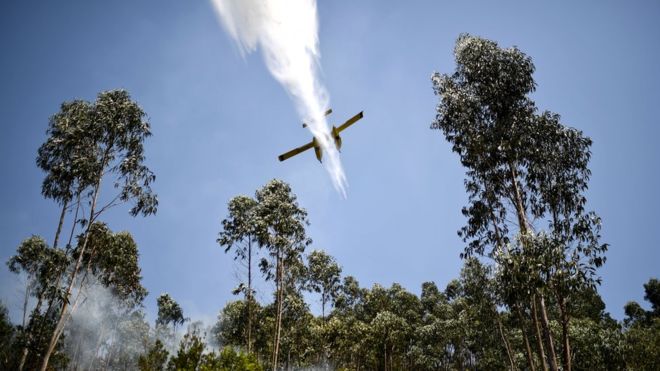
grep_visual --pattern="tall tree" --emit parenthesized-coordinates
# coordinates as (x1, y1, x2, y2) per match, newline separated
(307, 249, 342, 320)
(63, 223, 149, 370)
(0, 301, 15, 369)
(431, 34, 607, 371)
(40, 89, 158, 370)
(156, 293, 185, 334)
(7, 236, 68, 370)
(254, 180, 311, 370)
(218, 195, 261, 353)
(37, 100, 95, 251)
(622, 277, 660, 369)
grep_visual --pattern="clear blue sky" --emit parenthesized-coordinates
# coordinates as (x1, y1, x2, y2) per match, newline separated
(1, 0, 658, 323)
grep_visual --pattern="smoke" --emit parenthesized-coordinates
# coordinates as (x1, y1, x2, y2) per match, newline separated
(64, 278, 150, 370)
(211, 0, 348, 197)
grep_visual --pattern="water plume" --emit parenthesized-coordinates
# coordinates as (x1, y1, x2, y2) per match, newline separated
(211, 0, 348, 197)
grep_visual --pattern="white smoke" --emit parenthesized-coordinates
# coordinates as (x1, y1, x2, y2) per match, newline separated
(211, 0, 348, 197)
(64, 278, 150, 370)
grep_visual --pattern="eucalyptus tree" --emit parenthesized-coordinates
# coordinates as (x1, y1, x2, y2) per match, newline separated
(37, 100, 95, 251)
(138, 340, 169, 371)
(253, 179, 311, 370)
(157, 293, 185, 334)
(306, 249, 342, 320)
(212, 298, 265, 360)
(7, 236, 68, 370)
(73, 222, 148, 305)
(0, 302, 14, 369)
(218, 195, 261, 353)
(167, 327, 206, 371)
(622, 278, 660, 369)
(432, 34, 606, 371)
(459, 258, 514, 370)
(39, 89, 157, 370)
(63, 223, 149, 369)
(334, 275, 364, 314)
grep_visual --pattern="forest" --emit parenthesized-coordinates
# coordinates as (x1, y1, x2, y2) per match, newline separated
(1, 35, 658, 371)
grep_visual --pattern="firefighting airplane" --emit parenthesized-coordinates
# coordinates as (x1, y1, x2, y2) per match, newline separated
(278, 109, 364, 163)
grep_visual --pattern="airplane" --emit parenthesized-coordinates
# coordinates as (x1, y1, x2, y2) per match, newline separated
(278, 109, 364, 163)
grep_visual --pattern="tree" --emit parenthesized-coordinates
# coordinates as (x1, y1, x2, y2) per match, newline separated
(138, 339, 169, 371)
(73, 222, 148, 304)
(644, 278, 660, 316)
(306, 249, 342, 320)
(218, 195, 261, 353)
(334, 275, 363, 314)
(212, 299, 264, 353)
(622, 278, 660, 369)
(431, 34, 607, 371)
(253, 179, 311, 370)
(60, 224, 149, 370)
(0, 301, 15, 369)
(39, 89, 158, 370)
(157, 293, 185, 333)
(37, 99, 95, 252)
(7, 236, 68, 370)
(167, 327, 206, 371)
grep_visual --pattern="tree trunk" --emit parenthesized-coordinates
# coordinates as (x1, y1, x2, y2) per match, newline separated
(508, 162, 530, 234)
(53, 199, 69, 250)
(516, 307, 537, 371)
(508, 163, 560, 370)
(40, 180, 102, 371)
(531, 298, 549, 371)
(538, 295, 559, 371)
(18, 201, 69, 371)
(42, 195, 81, 320)
(496, 314, 516, 370)
(272, 250, 284, 371)
(18, 293, 45, 371)
(247, 239, 253, 354)
(556, 290, 572, 371)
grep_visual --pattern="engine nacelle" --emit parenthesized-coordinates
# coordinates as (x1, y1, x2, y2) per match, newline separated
(331, 126, 342, 151)
(312, 137, 323, 162)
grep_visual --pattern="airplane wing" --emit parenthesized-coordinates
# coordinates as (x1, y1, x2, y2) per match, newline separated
(337, 111, 364, 133)
(278, 141, 315, 162)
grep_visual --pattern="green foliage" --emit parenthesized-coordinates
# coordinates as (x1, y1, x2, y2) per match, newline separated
(307, 249, 342, 318)
(644, 278, 660, 316)
(213, 300, 253, 347)
(218, 195, 260, 260)
(622, 278, 660, 369)
(624, 318, 660, 369)
(33, 89, 158, 370)
(38, 89, 158, 219)
(0, 302, 15, 369)
(15, 310, 69, 370)
(254, 179, 311, 281)
(167, 329, 206, 370)
(157, 293, 185, 331)
(212, 347, 262, 371)
(432, 34, 610, 371)
(37, 99, 96, 206)
(569, 317, 625, 370)
(7, 236, 69, 304)
(73, 222, 148, 304)
(138, 339, 169, 371)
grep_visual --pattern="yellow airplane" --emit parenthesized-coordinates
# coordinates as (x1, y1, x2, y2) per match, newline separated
(278, 109, 364, 163)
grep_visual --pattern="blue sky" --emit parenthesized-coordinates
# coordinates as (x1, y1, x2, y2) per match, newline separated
(1, 0, 658, 324)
